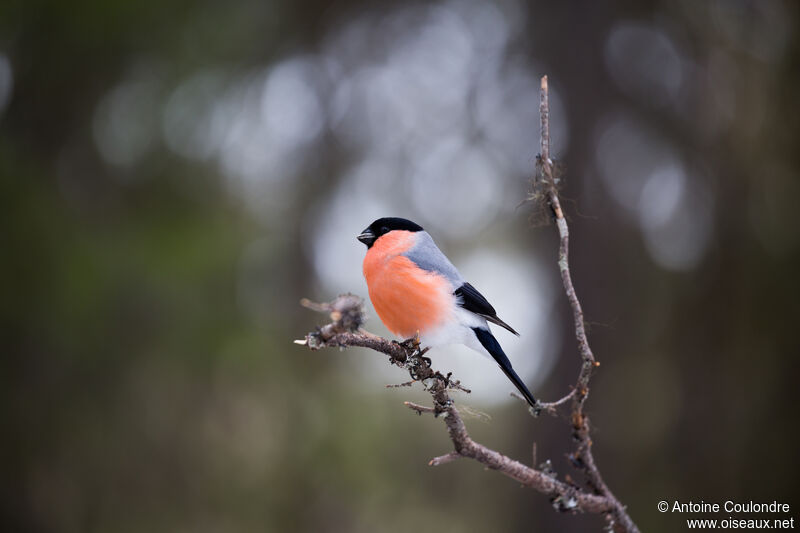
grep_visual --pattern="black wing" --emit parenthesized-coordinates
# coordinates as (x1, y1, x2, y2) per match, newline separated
(454, 282, 519, 336)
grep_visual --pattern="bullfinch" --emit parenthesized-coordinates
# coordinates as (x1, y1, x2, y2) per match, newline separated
(357, 217, 537, 407)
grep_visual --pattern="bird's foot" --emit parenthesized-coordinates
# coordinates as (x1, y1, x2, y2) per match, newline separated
(395, 331, 422, 351)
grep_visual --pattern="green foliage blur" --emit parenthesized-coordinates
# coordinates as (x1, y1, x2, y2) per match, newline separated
(2, 1, 799, 532)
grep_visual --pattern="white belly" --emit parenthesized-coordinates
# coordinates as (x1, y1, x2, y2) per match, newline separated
(419, 308, 491, 359)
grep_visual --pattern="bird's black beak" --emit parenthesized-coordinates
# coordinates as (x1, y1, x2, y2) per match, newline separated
(357, 228, 376, 248)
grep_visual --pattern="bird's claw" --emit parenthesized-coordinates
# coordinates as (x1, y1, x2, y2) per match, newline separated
(395, 331, 422, 351)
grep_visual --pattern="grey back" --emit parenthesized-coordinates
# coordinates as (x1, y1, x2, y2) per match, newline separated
(402, 231, 464, 288)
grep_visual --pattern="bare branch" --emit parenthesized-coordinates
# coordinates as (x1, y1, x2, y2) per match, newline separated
(428, 452, 461, 466)
(404, 401, 435, 414)
(300, 295, 618, 522)
(535, 388, 577, 414)
(537, 75, 640, 533)
(387, 380, 417, 388)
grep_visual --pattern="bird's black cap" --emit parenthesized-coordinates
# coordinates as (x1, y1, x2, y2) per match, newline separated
(357, 217, 423, 248)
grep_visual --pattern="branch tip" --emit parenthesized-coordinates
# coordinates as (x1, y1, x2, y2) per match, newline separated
(404, 401, 435, 415)
(429, 452, 461, 467)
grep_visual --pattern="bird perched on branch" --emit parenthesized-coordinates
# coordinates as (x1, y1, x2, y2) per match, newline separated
(357, 217, 536, 407)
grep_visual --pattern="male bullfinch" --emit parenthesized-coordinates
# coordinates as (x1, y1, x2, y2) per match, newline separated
(357, 217, 537, 407)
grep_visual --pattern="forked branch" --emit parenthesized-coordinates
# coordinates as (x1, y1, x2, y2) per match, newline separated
(295, 294, 612, 516)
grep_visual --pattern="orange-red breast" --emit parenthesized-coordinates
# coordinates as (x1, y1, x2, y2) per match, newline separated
(357, 217, 536, 407)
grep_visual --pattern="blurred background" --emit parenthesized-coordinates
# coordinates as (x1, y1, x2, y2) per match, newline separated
(2, 0, 799, 531)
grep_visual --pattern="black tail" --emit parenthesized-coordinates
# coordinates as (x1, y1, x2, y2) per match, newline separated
(472, 327, 537, 408)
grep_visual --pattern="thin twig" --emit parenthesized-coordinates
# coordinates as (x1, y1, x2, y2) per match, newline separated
(404, 401, 436, 414)
(428, 452, 462, 466)
(538, 75, 639, 533)
(387, 380, 417, 388)
(536, 388, 577, 414)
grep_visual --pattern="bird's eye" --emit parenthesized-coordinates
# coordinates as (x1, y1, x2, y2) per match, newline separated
(380, 226, 389, 234)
